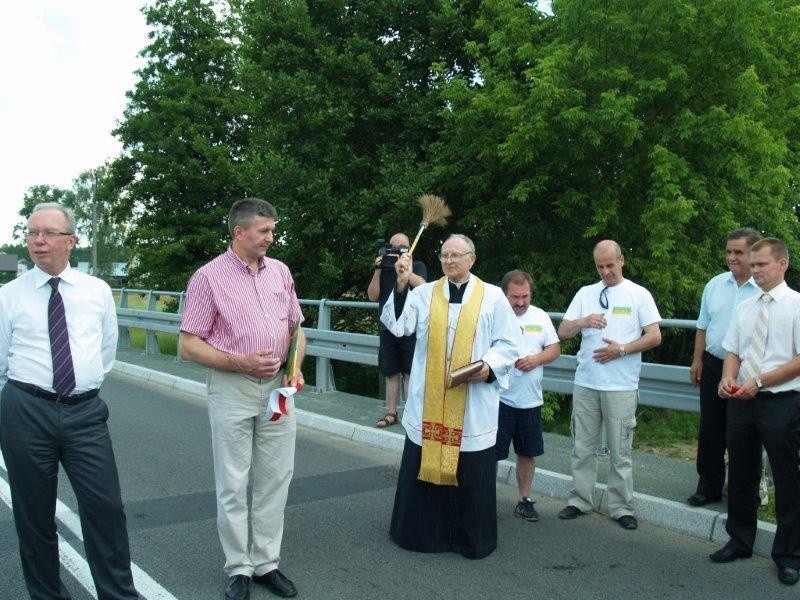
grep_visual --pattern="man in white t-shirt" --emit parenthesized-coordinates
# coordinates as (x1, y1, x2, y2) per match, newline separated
(496, 270, 560, 522)
(557, 240, 662, 530)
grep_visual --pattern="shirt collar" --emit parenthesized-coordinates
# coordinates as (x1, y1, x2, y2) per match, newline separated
(763, 280, 789, 302)
(447, 274, 471, 289)
(596, 278, 625, 288)
(724, 272, 757, 289)
(32, 264, 75, 289)
(224, 246, 266, 273)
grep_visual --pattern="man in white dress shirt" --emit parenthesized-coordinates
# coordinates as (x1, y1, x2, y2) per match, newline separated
(381, 234, 522, 559)
(0, 203, 138, 599)
(712, 237, 800, 586)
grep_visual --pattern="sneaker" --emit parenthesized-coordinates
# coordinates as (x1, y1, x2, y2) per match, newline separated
(514, 498, 539, 522)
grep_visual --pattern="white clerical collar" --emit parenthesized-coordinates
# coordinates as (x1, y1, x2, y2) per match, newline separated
(448, 275, 471, 289)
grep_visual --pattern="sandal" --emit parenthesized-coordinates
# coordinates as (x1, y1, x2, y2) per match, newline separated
(376, 412, 398, 428)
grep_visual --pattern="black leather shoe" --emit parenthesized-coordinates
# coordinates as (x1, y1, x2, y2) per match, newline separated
(558, 505, 586, 520)
(224, 575, 250, 600)
(616, 515, 638, 530)
(709, 544, 752, 563)
(687, 493, 722, 506)
(253, 569, 298, 598)
(778, 566, 800, 585)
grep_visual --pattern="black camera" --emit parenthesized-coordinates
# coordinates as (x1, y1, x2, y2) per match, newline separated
(376, 239, 409, 267)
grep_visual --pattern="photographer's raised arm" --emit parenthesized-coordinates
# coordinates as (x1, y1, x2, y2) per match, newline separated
(407, 265, 425, 289)
(367, 255, 382, 301)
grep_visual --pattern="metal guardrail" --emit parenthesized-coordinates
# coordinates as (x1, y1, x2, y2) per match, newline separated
(111, 289, 700, 412)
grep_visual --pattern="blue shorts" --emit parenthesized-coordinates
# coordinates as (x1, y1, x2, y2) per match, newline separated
(495, 403, 544, 460)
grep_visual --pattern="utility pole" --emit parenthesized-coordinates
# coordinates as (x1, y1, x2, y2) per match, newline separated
(91, 170, 98, 276)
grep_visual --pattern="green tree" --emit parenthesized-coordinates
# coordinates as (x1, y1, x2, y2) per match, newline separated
(236, 0, 483, 299)
(431, 0, 800, 319)
(14, 185, 72, 241)
(17, 168, 129, 278)
(111, 0, 248, 290)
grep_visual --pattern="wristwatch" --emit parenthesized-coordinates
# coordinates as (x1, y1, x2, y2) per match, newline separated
(755, 376, 763, 390)
(619, 345, 626, 357)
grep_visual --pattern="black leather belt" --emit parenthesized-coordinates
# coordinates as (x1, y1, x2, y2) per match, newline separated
(8, 380, 99, 405)
(756, 389, 799, 399)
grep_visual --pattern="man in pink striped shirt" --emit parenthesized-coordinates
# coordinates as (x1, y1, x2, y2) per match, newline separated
(180, 198, 305, 600)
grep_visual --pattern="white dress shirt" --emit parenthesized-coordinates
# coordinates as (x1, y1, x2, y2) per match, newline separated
(0, 265, 118, 393)
(723, 281, 800, 393)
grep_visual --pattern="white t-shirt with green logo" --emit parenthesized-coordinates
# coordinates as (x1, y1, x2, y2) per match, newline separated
(500, 305, 559, 408)
(564, 279, 661, 391)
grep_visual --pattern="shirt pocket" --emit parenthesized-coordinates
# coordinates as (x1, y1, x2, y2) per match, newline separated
(271, 291, 289, 321)
(261, 280, 289, 321)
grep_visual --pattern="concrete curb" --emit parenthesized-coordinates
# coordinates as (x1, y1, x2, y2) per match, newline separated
(112, 360, 777, 557)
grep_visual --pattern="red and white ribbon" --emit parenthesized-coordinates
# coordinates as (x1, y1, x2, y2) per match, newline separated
(264, 382, 303, 422)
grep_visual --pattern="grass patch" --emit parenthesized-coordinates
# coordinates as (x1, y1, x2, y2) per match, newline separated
(634, 407, 699, 459)
(126, 328, 178, 355)
(758, 489, 776, 524)
(114, 291, 180, 312)
(544, 397, 700, 459)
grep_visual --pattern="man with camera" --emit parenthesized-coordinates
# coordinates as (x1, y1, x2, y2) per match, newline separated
(368, 233, 427, 427)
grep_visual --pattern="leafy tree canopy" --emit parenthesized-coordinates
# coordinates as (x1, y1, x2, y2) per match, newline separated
(71, 0, 800, 320)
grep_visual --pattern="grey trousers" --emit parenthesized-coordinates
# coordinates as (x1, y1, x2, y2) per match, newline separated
(0, 383, 138, 600)
(567, 384, 638, 518)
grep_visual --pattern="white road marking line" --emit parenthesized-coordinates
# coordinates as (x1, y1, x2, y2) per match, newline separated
(0, 452, 178, 599)
(0, 474, 98, 598)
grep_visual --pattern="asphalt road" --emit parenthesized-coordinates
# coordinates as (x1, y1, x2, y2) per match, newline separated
(0, 372, 795, 600)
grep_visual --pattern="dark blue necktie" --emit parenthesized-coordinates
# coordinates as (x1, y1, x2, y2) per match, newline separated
(48, 277, 76, 397)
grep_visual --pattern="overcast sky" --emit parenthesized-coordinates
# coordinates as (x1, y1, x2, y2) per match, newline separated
(0, 0, 150, 246)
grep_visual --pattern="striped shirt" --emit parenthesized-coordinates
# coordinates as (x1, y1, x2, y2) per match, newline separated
(180, 248, 303, 361)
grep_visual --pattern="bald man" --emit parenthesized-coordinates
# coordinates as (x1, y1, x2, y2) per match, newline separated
(368, 233, 427, 427)
(556, 240, 662, 530)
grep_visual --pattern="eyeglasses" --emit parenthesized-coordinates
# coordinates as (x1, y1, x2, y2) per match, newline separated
(599, 286, 610, 310)
(26, 229, 74, 240)
(439, 251, 474, 262)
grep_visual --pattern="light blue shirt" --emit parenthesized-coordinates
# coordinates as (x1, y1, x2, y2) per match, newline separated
(696, 271, 760, 359)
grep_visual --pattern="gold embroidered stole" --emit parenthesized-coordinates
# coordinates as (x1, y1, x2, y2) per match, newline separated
(419, 276, 485, 486)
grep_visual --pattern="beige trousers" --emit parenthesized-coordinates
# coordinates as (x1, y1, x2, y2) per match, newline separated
(207, 368, 296, 577)
(568, 384, 638, 518)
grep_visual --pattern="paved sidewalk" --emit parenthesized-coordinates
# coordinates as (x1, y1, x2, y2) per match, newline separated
(112, 346, 777, 557)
